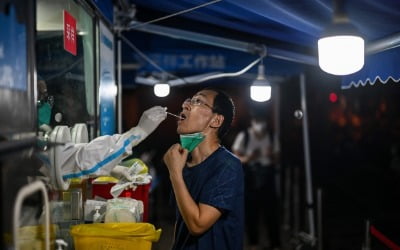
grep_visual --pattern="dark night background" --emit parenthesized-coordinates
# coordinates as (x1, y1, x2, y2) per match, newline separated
(121, 69, 400, 249)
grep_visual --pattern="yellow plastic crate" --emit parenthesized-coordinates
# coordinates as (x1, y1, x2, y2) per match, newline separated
(17, 224, 58, 250)
(70, 223, 161, 250)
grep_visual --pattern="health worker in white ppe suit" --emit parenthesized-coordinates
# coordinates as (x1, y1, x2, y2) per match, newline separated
(40, 106, 167, 190)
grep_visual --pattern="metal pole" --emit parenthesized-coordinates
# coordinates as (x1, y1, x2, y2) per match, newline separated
(283, 166, 291, 232)
(362, 219, 371, 250)
(117, 36, 123, 134)
(366, 32, 400, 55)
(317, 188, 323, 250)
(294, 166, 300, 235)
(274, 84, 281, 198)
(300, 74, 316, 238)
(129, 22, 261, 53)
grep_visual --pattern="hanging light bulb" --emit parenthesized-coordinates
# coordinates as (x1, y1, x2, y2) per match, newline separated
(318, 28, 364, 76)
(250, 62, 271, 102)
(318, 0, 364, 75)
(153, 82, 170, 97)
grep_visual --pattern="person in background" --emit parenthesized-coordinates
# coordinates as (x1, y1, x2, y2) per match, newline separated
(163, 88, 244, 250)
(37, 77, 54, 133)
(232, 113, 281, 250)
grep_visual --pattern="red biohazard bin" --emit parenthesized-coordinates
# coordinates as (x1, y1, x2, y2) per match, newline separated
(91, 182, 151, 222)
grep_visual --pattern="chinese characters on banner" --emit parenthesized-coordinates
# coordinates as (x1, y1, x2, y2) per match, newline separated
(63, 10, 77, 56)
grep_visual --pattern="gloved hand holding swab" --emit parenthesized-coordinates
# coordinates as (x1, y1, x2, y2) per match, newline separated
(57, 106, 168, 187)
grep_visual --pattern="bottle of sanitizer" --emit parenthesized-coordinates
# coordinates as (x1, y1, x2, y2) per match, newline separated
(93, 205, 101, 223)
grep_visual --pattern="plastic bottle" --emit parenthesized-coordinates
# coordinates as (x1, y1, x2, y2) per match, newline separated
(93, 205, 101, 223)
(55, 239, 68, 250)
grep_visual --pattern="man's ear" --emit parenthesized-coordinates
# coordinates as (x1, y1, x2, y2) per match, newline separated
(210, 114, 224, 128)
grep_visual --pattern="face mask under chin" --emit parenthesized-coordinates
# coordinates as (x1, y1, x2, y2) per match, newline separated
(180, 132, 205, 152)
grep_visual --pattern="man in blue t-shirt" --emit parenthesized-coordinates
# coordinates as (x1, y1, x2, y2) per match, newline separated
(163, 88, 244, 250)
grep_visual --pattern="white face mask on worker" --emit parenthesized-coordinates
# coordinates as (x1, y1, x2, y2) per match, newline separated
(252, 121, 266, 133)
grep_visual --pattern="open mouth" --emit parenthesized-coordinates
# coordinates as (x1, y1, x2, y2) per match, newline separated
(180, 113, 187, 120)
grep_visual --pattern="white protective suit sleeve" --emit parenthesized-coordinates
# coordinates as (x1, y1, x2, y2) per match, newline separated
(60, 106, 167, 180)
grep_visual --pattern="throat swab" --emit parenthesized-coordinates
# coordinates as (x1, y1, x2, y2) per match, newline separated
(167, 112, 184, 120)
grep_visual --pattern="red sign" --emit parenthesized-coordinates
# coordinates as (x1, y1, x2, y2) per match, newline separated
(63, 10, 77, 56)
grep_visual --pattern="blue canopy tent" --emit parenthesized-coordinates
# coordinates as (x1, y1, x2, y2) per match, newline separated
(342, 46, 400, 88)
(124, 0, 400, 80)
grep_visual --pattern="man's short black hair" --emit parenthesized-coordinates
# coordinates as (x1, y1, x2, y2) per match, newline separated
(205, 87, 235, 139)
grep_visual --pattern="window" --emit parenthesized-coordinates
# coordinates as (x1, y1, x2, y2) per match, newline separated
(36, 0, 95, 136)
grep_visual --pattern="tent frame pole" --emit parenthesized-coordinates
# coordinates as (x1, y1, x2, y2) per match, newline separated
(126, 22, 317, 66)
(300, 74, 316, 239)
(366, 32, 400, 55)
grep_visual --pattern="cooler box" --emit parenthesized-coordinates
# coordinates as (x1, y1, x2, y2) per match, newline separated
(92, 180, 151, 222)
(71, 223, 161, 250)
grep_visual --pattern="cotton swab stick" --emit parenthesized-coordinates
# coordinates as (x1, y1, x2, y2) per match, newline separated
(167, 112, 184, 120)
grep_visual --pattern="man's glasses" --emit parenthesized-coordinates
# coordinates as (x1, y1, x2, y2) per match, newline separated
(184, 97, 214, 111)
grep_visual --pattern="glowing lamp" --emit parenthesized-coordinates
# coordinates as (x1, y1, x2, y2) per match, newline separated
(153, 83, 170, 97)
(250, 64, 271, 102)
(318, 1, 364, 75)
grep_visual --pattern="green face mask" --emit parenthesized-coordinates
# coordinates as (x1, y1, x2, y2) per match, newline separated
(38, 102, 52, 126)
(180, 132, 205, 152)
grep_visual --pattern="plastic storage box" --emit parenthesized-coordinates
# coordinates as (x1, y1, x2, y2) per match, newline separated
(70, 223, 161, 250)
(92, 181, 151, 222)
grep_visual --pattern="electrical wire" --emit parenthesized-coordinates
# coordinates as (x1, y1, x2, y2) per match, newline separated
(120, 35, 183, 81)
(192, 56, 262, 83)
(129, 0, 222, 29)
(121, 33, 264, 85)
(118, 0, 269, 85)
